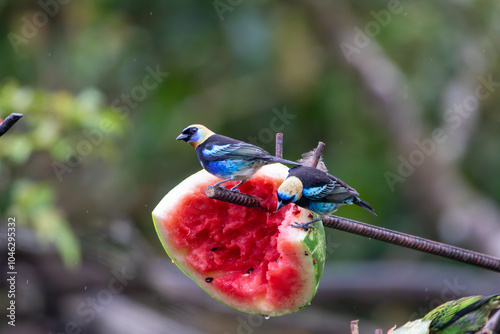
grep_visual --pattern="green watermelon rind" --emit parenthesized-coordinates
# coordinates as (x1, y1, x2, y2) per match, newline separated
(301, 221, 326, 308)
(152, 165, 326, 317)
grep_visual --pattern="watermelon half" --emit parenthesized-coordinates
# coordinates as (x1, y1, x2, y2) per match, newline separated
(152, 164, 326, 316)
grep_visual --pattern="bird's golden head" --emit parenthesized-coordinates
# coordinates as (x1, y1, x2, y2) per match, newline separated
(276, 176, 303, 210)
(176, 124, 215, 148)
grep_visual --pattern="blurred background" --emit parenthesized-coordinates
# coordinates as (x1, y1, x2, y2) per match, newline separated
(1, 0, 500, 333)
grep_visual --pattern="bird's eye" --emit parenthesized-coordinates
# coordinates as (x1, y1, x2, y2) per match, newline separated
(189, 127, 198, 134)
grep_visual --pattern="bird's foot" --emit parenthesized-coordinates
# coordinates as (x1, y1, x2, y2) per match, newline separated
(290, 222, 316, 232)
(211, 179, 231, 190)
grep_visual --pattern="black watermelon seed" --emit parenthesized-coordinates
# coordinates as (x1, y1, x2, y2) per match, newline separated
(210, 247, 219, 251)
(247, 268, 254, 274)
(205, 277, 214, 283)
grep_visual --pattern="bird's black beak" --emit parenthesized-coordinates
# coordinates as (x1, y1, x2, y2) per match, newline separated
(176, 133, 189, 141)
(276, 200, 284, 211)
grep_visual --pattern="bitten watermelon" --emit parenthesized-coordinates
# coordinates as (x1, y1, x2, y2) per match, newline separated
(152, 164, 326, 316)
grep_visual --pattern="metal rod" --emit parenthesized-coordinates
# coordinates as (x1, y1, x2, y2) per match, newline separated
(275, 133, 283, 159)
(206, 186, 270, 212)
(203, 134, 500, 273)
(322, 215, 500, 273)
(0, 113, 23, 137)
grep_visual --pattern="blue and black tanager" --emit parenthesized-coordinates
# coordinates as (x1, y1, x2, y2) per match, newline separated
(176, 124, 300, 190)
(276, 165, 375, 230)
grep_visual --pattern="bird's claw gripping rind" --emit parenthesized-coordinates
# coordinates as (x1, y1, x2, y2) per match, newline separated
(290, 222, 315, 232)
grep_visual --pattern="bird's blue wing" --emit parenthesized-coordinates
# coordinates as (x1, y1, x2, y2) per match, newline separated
(203, 142, 269, 159)
(225, 142, 270, 158)
(202, 144, 239, 157)
(304, 179, 357, 201)
(303, 183, 336, 200)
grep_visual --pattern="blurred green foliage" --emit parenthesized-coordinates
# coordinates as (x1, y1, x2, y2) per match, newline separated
(1, 1, 500, 332)
(1, 0, 500, 264)
(0, 81, 127, 266)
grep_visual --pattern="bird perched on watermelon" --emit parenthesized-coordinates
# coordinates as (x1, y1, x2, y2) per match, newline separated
(152, 164, 326, 316)
(176, 124, 300, 190)
(276, 165, 375, 230)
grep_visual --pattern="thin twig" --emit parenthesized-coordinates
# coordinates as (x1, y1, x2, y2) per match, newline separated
(350, 320, 359, 334)
(0, 113, 23, 137)
(322, 215, 500, 273)
(275, 133, 283, 159)
(310, 141, 325, 168)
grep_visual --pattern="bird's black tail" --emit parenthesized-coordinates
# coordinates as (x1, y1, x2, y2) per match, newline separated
(354, 197, 376, 215)
(270, 157, 301, 166)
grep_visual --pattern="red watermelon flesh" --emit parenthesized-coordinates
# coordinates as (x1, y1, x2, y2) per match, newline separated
(152, 164, 326, 316)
